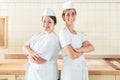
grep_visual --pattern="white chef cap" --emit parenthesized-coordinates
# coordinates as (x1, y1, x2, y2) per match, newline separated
(62, 1, 75, 11)
(43, 8, 56, 16)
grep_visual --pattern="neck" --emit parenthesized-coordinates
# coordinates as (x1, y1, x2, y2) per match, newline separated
(66, 24, 76, 34)
(66, 23, 74, 28)
(44, 31, 53, 34)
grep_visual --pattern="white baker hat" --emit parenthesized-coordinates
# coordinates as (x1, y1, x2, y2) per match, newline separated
(43, 8, 56, 16)
(62, 1, 75, 11)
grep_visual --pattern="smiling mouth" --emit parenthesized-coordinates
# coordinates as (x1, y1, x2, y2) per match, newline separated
(45, 27, 50, 30)
(46, 27, 50, 28)
(68, 20, 74, 23)
(44, 26, 50, 28)
(68, 19, 74, 22)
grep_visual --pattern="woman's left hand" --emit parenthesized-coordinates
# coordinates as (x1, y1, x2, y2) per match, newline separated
(73, 48, 81, 53)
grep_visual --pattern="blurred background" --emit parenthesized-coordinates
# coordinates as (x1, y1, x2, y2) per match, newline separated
(0, 0, 120, 55)
(0, 0, 120, 80)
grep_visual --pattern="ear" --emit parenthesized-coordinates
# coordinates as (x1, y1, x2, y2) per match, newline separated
(62, 16, 65, 21)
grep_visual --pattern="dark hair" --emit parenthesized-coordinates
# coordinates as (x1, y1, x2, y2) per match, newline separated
(49, 16, 57, 25)
(42, 16, 57, 25)
(62, 8, 77, 21)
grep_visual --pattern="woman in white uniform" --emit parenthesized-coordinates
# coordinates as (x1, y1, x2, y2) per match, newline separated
(23, 8, 60, 80)
(59, 1, 94, 80)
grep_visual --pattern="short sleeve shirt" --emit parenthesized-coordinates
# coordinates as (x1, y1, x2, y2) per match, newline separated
(59, 27, 86, 62)
(26, 32, 60, 63)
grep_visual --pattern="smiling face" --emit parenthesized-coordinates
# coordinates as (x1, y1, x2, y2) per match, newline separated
(62, 9, 76, 26)
(42, 16, 55, 33)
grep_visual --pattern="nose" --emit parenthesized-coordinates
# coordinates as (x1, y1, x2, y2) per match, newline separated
(44, 22, 48, 27)
(69, 15, 73, 20)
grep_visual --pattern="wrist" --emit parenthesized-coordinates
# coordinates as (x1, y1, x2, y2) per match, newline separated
(78, 48, 84, 53)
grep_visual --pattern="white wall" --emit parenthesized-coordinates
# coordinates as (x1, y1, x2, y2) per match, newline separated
(0, 2, 120, 54)
(0, 0, 120, 2)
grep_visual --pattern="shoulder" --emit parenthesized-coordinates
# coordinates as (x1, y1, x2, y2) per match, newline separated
(45, 33, 60, 50)
(30, 32, 42, 39)
(48, 33, 58, 39)
(59, 28, 68, 36)
(77, 31, 82, 35)
(36, 32, 43, 36)
(32, 32, 43, 37)
(76, 31, 87, 41)
(47, 33, 59, 43)
(76, 31, 84, 36)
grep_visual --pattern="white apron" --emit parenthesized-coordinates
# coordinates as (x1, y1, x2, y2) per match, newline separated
(59, 27, 89, 80)
(61, 58, 88, 80)
(24, 61, 58, 80)
(24, 32, 60, 80)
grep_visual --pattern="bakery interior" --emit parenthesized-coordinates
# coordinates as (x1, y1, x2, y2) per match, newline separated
(0, 0, 120, 80)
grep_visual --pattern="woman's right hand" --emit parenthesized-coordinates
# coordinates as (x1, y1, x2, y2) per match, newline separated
(27, 52, 41, 64)
(27, 52, 46, 64)
(23, 45, 46, 64)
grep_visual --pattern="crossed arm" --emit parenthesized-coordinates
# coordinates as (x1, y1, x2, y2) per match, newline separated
(63, 41, 94, 60)
(23, 45, 46, 64)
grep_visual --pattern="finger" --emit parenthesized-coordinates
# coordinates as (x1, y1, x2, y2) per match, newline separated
(34, 54, 42, 62)
(28, 54, 42, 64)
(29, 53, 38, 61)
(27, 55, 38, 64)
(32, 56, 38, 61)
(30, 57, 38, 63)
(34, 53, 40, 59)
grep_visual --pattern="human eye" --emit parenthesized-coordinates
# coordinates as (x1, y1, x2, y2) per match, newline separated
(66, 13, 70, 16)
(43, 20, 46, 23)
(48, 21, 52, 23)
(72, 12, 75, 16)
(65, 12, 69, 16)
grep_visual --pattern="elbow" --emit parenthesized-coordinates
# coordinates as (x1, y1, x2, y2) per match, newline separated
(23, 45, 27, 50)
(91, 46, 95, 51)
(23, 45, 29, 56)
(22, 46, 26, 51)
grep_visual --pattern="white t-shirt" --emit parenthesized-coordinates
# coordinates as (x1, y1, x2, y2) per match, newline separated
(26, 32, 60, 63)
(59, 27, 86, 63)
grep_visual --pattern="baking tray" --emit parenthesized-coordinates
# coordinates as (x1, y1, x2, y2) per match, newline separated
(104, 58, 120, 70)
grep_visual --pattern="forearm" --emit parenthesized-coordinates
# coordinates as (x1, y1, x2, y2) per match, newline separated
(23, 45, 36, 55)
(73, 52, 83, 59)
(77, 45, 94, 53)
(75, 44, 94, 53)
(64, 44, 83, 60)
(27, 55, 46, 64)
(23, 45, 46, 63)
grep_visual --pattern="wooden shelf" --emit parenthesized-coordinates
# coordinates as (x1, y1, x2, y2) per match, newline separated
(4, 53, 120, 59)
